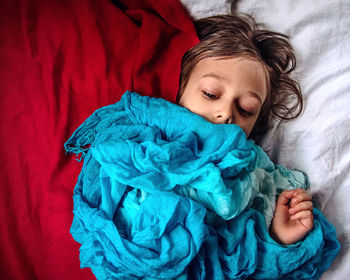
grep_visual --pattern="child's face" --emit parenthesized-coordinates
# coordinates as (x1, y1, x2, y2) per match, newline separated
(179, 57, 268, 137)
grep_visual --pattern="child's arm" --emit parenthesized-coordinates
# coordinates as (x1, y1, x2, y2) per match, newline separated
(270, 188, 314, 245)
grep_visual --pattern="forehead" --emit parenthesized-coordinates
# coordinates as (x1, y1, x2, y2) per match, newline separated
(191, 56, 268, 100)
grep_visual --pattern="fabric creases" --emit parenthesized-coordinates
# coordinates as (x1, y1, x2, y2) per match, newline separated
(65, 91, 340, 279)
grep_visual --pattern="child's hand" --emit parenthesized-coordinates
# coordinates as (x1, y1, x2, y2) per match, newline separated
(270, 188, 314, 245)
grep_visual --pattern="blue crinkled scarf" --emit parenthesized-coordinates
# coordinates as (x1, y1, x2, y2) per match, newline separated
(65, 91, 339, 280)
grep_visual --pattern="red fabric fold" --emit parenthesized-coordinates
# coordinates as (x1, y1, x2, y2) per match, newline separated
(0, 0, 198, 278)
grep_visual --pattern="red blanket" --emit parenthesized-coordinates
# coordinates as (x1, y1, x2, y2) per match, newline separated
(0, 0, 198, 278)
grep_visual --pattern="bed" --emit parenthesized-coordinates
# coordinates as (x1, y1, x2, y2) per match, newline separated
(183, 0, 349, 279)
(0, 0, 349, 279)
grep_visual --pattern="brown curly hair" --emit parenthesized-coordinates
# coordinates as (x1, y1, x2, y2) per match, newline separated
(176, 14, 303, 141)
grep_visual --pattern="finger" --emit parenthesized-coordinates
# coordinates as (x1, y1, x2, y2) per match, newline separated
(282, 188, 303, 207)
(276, 190, 295, 206)
(290, 209, 314, 224)
(291, 210, 314, 230)
(291, 189, 312, 206)
(292, 188, 305, 195)
(289, 201, 313, 215)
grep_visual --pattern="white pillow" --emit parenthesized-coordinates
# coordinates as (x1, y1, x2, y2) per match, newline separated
(181, 0, 350, 278)
(234, 1, 350, 278)
(180, 0, 231, 19)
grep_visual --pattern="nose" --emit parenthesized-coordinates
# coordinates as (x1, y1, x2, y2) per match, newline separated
(215, 109, 234, 124)
(215, 115, 233, 124)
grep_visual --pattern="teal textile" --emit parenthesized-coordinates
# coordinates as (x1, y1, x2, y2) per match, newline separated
(65, 91, 340, 279)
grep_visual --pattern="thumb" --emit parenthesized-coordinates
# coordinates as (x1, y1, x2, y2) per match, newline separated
(276, 190, 294, 207)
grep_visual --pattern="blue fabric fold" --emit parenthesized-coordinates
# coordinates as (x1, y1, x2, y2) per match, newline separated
(193, 208, 340, 280)
(65, 91, 340, 279)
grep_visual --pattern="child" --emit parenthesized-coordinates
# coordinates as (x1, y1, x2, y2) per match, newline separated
(177, 14, 313, 245)
(65, 13, 339, 280)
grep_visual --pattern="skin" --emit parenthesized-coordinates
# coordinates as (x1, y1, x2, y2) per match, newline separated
(179, 56, 267, 136)
(179, 57, 314, 244)
(271, 188, 314, 245)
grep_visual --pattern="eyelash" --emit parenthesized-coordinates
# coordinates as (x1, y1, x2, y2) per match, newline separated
(238, 106, 254, 117)
(202, 91, 218, 99)
(202, 91, 254, 117)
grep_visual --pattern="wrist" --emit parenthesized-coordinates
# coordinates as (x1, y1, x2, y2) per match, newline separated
(269, 226, 285, 245)
(269, 224, 299, 245)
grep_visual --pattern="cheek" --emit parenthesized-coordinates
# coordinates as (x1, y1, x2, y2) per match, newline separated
(186, 100, 211, 118)
(178, 89, 192, 109)
(179, 82, 196, 107)
(235, 117, 258, 137)
(180, 90, 208, 115)
(237, 124, 250, 137)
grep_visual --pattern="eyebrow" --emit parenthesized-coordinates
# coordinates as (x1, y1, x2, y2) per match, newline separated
(202, 73, 263, 104)
(202, 72, 229, 82)
(247, 91, 263, 104)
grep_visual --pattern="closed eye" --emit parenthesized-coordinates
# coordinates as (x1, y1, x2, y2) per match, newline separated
(202, 91, 218, 99)
(237, 106, 254, 117)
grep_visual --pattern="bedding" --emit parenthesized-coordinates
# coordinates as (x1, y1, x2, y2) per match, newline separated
(233, 1, 350, 280)
(64, 91, 339, 279)
(0, 0, 348, 279)
(0, 0, 197, 279)
(182, 0, 350, 279)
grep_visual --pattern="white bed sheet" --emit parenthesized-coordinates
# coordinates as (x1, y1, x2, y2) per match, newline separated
(181, 0, 350, 279)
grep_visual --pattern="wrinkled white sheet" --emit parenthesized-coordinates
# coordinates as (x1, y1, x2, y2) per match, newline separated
(181, 0, 350, 279)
